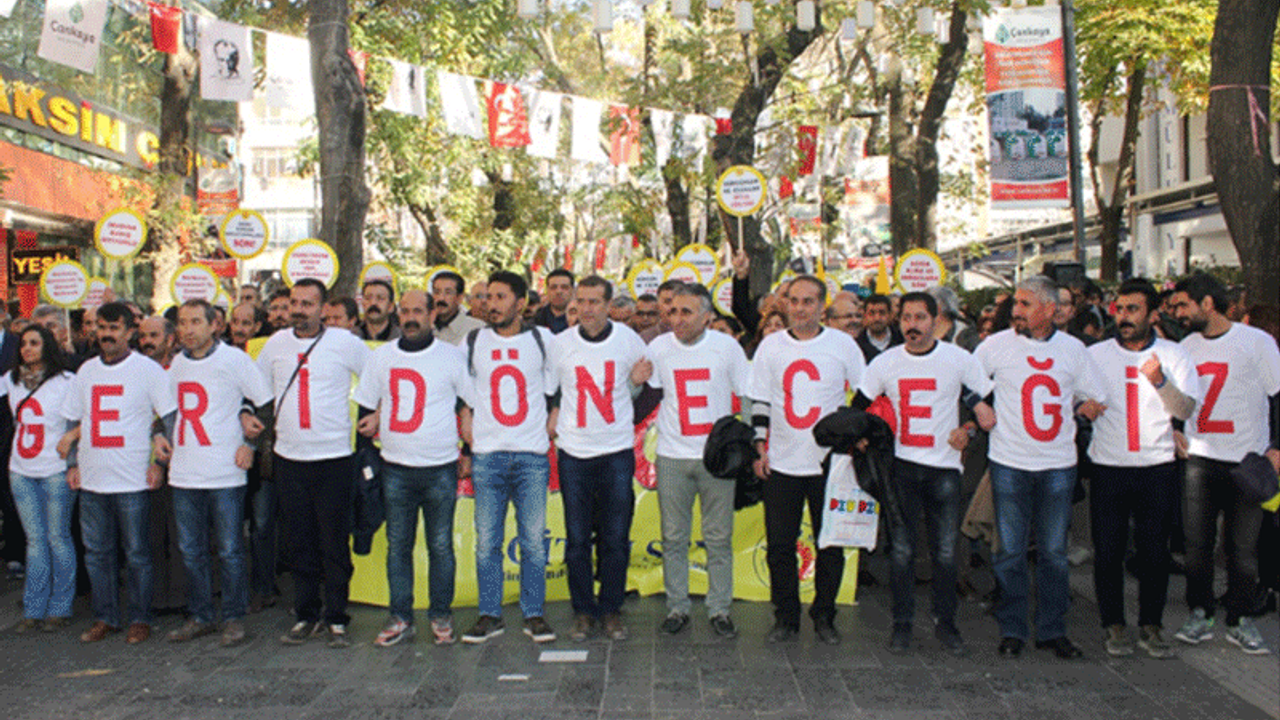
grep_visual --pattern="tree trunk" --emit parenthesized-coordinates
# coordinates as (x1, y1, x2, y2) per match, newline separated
(913, 5, 969, 252)
(886, 52, 916, 259)
(154, 43, 197, 310)
(407, 202, 450, 265)
(310, 0, 370, 297)
(1207, 0, 1280, 295)
(663, 160, 692, 250)
(1098, 61, 1146, 282)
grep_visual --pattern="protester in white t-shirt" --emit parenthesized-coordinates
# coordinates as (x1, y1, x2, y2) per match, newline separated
(974, 276, 1106, 661)
(1169, 273, 1280, 655)
(163, 300, 273, 647)
(462, 271, 558, 646)
(3, 324, 76, 631)
(642, 282, 750, 639)
(354, 289, 473, 648)
(855, 291, 994, 657)
(547, 276, 647, 642)
(61, 302, 176, 645)
(749, 275, 864, 645)
(1085, 280, 1201, 659)
(255, 278, 370, 648)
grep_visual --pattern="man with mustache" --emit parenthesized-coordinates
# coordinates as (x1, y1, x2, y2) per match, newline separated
(1085, 279, 1200, 659)
(856, 294, 904, 364)
(357, 280, 400, 342)
(255, 278, 370, 648)
(1169, 273, 1280, 655)
(138, 317, 177, 368)
(853, 291, 995, 656)
(356, 290, 472, 647)
(974, 275, 1108, 660)
(463, 271, 557, 646)
(432, 272, 485, 346)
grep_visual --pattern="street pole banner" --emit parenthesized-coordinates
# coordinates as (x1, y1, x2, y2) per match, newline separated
(265, 32, 313, 114)
(37, 0, 108, 74)
(983, 6, 1069, 208)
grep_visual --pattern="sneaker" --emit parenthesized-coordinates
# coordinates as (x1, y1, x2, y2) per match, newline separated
(935, 622, 969, 657)
(1104, 625, 1135, 657)
(814, 618, 841, 646)
(281, 620, 321, 645)
(326, 623, 350, 648)
(523, 616, 556, 643)
(709, 615, 737, 639)
(462, 615, 505, 645)
(1137, 626, 1174, 659)
(889, 624, 912, 654)
(767, 622, 799, 643)
(603, 613, 627, 641)
(14, 618, 40, 634)
(220, 620, 246, 647)
(1225, 618, 1271, 655)
(431, 618, 456, 645)
(1174, 608, 1214, 645)
(167, 620, 216, 643)
(659, 612, 690, 635)
(375, 617, 416, 647)
(569, 614, 595, 642)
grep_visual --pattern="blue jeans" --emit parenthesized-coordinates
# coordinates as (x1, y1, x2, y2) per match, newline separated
(172, 486, 248, 624)
(558, 449, 635, 617)
(888, 460, 961, 627)
(383, 461, 457, 623)
(248, 471, 278, 597)
(79, 489, 153, 627)
(989, 461, 1075, 642)
(473, 452, 550, 619)
(9, 472, 77, 619)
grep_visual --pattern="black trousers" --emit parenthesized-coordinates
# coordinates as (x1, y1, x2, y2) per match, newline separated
(1184, 456, 1264, 625)
(1090, 462, 1177, 629)
(275, 454, 355, 626)
(763, 471, 845, 626)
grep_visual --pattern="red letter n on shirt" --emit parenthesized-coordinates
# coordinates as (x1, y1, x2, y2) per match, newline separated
(177, 382, 211, 446)
(90, 385, 125, 448)
(576, 362, 616, 427)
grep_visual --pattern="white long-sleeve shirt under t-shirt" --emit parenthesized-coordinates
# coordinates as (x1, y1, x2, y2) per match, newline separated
(353, 339, 472, 467)
(974, 328, 1107, 472)
(749, 327, 864, 476)
(1181, 323, 1280, 463)
(256, 327, 369, 462)
(469, 327, 554, 455)
(1087, 336, 1201, 468)
(548, 322, 646, 459)
(2, 372, 73, 478)
(858, 341, 993, 471)
(646, 330, 751, 460)
(168, 344, 274, 489)
(61, 352, 177, 493)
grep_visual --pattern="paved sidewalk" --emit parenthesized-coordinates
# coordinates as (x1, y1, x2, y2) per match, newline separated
(0, 566, 1275, 720)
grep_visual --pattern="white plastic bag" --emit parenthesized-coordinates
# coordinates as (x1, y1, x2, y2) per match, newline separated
(817, 453, 880, 550)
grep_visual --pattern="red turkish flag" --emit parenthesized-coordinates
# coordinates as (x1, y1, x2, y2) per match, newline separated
(609, 106, 640, 166)
(714, 116, 733, 135)
(797, 125, 818, 176)
(347, 49, 368, 86)
(487, 83, 531, 148)
(564, 243, 575, 269)
(149, 3, 182, 54)
(594, 239, 608, 270)
(779, 176, 794, 199)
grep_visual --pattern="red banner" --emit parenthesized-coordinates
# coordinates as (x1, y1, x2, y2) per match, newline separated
(487, 83, 531, 149)
(149, 3, 182, 54)
(609, 106, 640, 166)
(594, 238, 607, 270)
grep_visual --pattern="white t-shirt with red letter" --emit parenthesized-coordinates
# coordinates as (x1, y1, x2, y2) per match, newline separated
(858, 341, 993, 470)
(2, 372, 73, 478)
(975, 329, 1107, 472)
(1181, 323, 1280, 463)
(168, 345, 274, 489)
(749, 328, 864, 476)
(469, 327, 554, 455)
(1087, 337, 1201, 467)
(61, 353, 177, 493)
(256, 328, 370, 462)
(354, 340, 472, 467)
(548, 322, 646, 458)
(646, 330, 751, 460)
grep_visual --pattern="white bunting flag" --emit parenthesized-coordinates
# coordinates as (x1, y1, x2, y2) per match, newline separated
(525, 88, 562, 159)
(570, 97, 608, 165)
(1, 0, 21, 19)
(199, 18, 253, 102)
(822, 125, 844, 176)
(265, 32, 313, 115)
(383, 59, 428, 117)
(37, 0, 108, 74)
(651, 109, 674, 168)
(680, 114, 709, 167)
(437, 71, 484, 139)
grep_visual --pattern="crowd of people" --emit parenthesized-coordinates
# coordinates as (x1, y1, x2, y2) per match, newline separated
(0, 258, 1276, 662)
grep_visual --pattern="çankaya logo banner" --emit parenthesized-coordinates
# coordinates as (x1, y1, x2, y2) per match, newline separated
(37, 0, 107, 74)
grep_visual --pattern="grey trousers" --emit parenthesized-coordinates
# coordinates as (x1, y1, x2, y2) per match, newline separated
(656, 455, 735, 617)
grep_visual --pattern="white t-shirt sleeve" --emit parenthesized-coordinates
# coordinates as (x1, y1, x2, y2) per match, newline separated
(237, 351, 275, 408)
(352, 352, 383, 410)
(645, 342, 663, 390)
(1257, 330, 1280, 396)
(960, 350, 995, 399)
(61, 371, 85, 422)
(857, 355, 886, 399)
(342, 332, 372, 375)
(148, 362, 178, 418)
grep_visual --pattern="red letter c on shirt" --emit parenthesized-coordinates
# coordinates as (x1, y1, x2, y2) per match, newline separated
(783, 360, 821, 429)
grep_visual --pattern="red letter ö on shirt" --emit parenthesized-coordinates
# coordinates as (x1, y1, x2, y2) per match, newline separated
(177, 382, 211, 446)
(783, 360, 821, 429)
(15, 399, 44, 459)
(388, 368, 426, 433)
(90, 385, 125, 448)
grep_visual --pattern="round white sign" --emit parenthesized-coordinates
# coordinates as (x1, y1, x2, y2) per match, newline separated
(676, 243, 720, 286)
(94, 208, 147, 260)
(220, 210, 270, 260)
(716, 165, 767, 218)
(664, 262, 701, 285)
(170, 263, 221, 303)
(84, 277, 110, 309)
(282, 240, 340, 288)
(712, 277, 734, 316)
(40, 260, 89, 309)
(894, 248, 947, 292)
(626, 259, 664, 298)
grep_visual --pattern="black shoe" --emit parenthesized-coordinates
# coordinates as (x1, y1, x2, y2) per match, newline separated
(935, 622, 970, 657)
(998, 636, 1024, 658)
(767, 622, 799, 643)
(709, 615, 737, 639)
(1035, 636, 1084, 659)
(889, 624, 912, 654)
(814, 619, 841, 646)
(659, 613, 690, 635)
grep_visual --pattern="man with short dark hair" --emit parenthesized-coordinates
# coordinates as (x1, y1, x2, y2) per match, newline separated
(138, 317, 177, 368)
(358, 280, 401, 342)
(630, 293, 659, 334)
(608, 295, 636, 325)
(323, 297, 360, 332)
(238, 284, 261, 307)
(824, 294, 861, 339)
(266, 290, 291, 332)
(534, 269, 575, 334)
(432, 272, 485, 345)
(856, 294, 903, 363)
(639, 280, 683, 344)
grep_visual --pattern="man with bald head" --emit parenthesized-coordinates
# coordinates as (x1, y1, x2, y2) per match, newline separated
(824, 294, 862, 339)
(229, 302, 265, 351)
